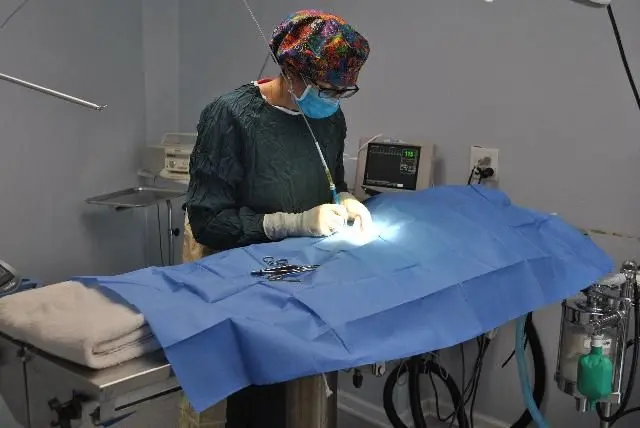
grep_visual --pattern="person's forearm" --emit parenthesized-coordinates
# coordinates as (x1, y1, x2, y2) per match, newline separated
(188, 206, 268, 251)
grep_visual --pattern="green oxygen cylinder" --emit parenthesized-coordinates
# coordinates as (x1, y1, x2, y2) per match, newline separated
(577, 335, 613, 409)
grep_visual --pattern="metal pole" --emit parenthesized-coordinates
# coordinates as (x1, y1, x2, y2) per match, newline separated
(285, 373, 337, 428)
(600, 403, 611, 428)
(166, 199, 174, 265)
(0, 72, 106, 111)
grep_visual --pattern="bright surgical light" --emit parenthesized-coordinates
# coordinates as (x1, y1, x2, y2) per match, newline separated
(333, 217, 401, 246)
(341, 227, 378, 246)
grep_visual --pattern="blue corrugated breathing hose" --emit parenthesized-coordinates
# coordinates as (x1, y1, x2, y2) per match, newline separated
(516, 315, 549, 428)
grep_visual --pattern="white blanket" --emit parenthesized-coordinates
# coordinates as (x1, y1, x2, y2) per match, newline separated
(0, 281, 161, 369)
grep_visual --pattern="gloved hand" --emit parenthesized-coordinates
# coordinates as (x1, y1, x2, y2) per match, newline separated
(263, 204, 348, 241)
(338, 192, 373, 233)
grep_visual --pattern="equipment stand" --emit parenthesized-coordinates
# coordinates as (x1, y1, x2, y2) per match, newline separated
(85, 186, 185, 266)
(600, 403, 611, 428)
(285, 373, 337, 428)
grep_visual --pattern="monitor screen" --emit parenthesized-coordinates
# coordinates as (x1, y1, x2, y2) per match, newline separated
(363, 143, 422, 191)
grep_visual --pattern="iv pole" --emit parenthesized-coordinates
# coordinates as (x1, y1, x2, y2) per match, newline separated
(0, 72, 107, 111)
(0, 1, 105, 111)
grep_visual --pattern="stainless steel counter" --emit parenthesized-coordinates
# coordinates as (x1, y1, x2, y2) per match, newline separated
(0, 333, 180, 427)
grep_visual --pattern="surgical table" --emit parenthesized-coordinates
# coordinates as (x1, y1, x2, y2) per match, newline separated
(0, 332, 179, 428)
(0, 185, 614, 427)
(0, 331, 340, 428)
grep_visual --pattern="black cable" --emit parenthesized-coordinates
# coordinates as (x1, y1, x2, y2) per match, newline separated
(409, 357, 428, 428)
(501, 335, 529, 369)
(431, 346, 467, 424)
(384, 359, 470, 428)
(429, 370, 448, 422)
(426, 360, 469, 428)
(607, 5, 640, 113)
(447, 336, 488, 428)
(467, 167, 477, 185)
(383, 362, 408, 428)
(469, 337, 490, 428)
(387, 316, 545, 428)
(156, 203, 165, 266)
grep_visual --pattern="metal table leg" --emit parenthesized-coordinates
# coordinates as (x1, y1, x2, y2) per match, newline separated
(285, 372, 337, 428)
(166, 199, 174, 265)
(600, 403, 611, 428)
(165, 199, 181, 266)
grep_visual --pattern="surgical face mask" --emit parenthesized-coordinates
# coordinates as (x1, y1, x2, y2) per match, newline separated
(294, 85, 340, 119)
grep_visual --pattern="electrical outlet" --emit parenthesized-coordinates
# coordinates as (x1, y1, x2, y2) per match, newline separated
(469, 146, 499, 182)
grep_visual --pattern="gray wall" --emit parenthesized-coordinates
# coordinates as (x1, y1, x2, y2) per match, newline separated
(0, 0, 149, 425)
(0, 0, 638, 426)
(141, 0, 185, 267)
(142, 0, 179, 144)
(0, 0, 147, 281)
(178, 0, 640, 427)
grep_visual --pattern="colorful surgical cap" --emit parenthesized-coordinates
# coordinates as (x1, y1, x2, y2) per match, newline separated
(269, 9, 370, 87)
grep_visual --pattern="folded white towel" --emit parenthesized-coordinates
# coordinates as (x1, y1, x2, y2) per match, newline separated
(0, 281, 160, 369)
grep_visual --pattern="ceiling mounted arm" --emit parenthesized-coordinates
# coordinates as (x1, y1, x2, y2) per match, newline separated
(0, 72, 107, 111)
(569, 0, 611, 7)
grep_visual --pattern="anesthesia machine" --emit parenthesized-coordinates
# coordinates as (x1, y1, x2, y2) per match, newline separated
(555, 262, 640, 427)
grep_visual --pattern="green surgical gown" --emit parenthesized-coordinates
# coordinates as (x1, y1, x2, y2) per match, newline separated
(186, 83, 349, 251)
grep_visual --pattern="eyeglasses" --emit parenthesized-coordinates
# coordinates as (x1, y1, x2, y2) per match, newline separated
(304, 76, 359, 99)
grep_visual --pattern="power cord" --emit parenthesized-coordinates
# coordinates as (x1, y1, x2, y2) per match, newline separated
(468, 336, 490, 428)
(384, 357, 470, 428)
(467, 159, 495, 185)
(430, 347, 467, 424)
(607, 4, 640, 113)
(427, 336, 490, 428)
(476, 167, 494, 184)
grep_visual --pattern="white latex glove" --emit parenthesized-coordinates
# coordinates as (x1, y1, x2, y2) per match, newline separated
(263, 204, 348, 240)
(338, 192, 373, 233)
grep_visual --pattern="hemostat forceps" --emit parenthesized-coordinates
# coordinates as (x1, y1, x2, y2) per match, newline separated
(252, 257, 320, 282)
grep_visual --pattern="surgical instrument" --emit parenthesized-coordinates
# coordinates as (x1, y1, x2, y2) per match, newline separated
(251, 257, 320, 282)
(0, 72, 106, 111)
(263, 256, 289, 267)
(240, 0, 340, 205)
(251, 265, 320, 277)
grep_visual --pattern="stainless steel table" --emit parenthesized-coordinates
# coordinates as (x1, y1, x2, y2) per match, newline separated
(0, 330, 339, 428)
(0, 333, 179, 428)
(86, 186, 185, 265)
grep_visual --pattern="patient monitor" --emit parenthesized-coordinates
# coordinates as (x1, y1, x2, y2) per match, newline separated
(354, 136, 435, 201)
(0, 260, 20, 296)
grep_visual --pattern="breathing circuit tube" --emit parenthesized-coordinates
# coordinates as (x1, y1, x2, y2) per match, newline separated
(383, 357, 469, 428)
(510, 313, 547, 428)
(516, 314, 550, 428)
